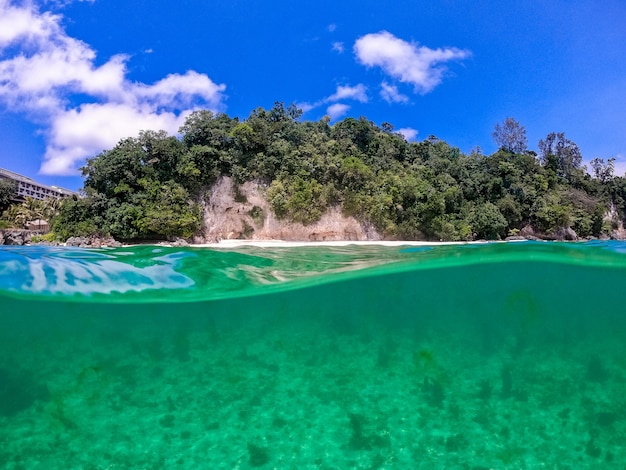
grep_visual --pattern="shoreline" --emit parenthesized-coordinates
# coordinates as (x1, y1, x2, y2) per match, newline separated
(185, 239, 521, 249)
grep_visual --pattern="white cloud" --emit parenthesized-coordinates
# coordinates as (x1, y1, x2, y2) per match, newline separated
(133, 70, 225, 110)
(294, 101, 317, 114)
(327, 24, 336, 33)
(299, 83, 367, 116)
(42, 103, 189, 174)
(380, 81, 409, 104)
(326, 84, 368, 103)
(396, 127, 418, 141)
(0, 0, 226, 175)
(326, 103, 350, 121)
(0, 46, 129, 109)
(332, 41, 344, 53)
(47, 0, 96, 7)
(354, 31, 470, 94)
(0, 0, 59, 49)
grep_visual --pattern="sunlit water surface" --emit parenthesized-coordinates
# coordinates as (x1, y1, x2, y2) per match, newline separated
(1, 241, 626, 468)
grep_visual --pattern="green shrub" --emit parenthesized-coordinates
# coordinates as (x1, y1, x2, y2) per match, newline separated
(29, 232, 57, 243)
(268, 176, 326, 225)
(248, 206, 265, 225)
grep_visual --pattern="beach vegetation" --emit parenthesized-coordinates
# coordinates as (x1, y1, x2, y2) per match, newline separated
(492, 117, 528, 154)
(247, 205, 265, 225)
(11, 103, 624, 242)
(0, 178, 17, 213)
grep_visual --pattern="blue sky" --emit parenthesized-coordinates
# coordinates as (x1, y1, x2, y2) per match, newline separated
(1, 0, 625, 191)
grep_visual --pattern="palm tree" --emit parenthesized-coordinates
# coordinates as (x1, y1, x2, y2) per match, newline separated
(2, 196, 63, 230)
(42, 197, 62, 221)
(4, 204, 29, 228)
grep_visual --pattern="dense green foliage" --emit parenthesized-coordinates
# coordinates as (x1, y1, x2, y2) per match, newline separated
(1, 196, 60, 231)
(53, 130, 203, 240)
(12, 104, 625, 241)
(0, 178, 17, 214)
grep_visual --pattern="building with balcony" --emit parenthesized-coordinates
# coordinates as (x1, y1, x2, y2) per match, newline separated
(0, 167, 78, 202)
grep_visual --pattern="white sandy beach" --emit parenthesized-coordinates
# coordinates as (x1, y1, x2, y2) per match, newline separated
(190, 240, 470, 248)
(194, 239, 485, 249)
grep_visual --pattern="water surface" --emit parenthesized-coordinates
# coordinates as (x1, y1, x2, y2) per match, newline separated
(1, 241, 625, 468)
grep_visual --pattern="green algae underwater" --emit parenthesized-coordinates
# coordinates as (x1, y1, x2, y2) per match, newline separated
(1, 241, 626, 468)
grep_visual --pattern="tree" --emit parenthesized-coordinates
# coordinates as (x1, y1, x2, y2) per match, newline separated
(492, 117, 527, 154)
(538, 132, 583, 184)
(267, 175, 327, 225)
(39, 104, 623, 243)
(267, 101, 303, 123)
(137, 130, 186, 183)
(134, 180, 201, 239)
(21, 197, 44, 225)
(381, 122, 394, 133)
(52, 196, 101, 239)
(3, 204, 28, 228)
(3, 196, 60, 230)
(331, 117, 377, 153)
(470, 202, 508, 239)
(0, 178, 17, 214)
(589, 157, 615, 183)
(532, 192, 572, 233)
(82, 137, 146, 199)
(179, 110, 237, 149)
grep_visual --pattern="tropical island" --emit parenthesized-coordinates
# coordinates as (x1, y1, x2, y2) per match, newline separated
(1, 103, 625, 245)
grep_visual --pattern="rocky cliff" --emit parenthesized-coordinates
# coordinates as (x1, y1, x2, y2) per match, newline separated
(0, 230, 39, 246)
(197, 176, 382, 243)
(3, 176, 624, 245)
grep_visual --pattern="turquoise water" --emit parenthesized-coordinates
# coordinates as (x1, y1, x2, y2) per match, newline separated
(1, 241, 626, 468)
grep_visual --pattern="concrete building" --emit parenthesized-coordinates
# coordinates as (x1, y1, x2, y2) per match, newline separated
(0, 167, 78, 202)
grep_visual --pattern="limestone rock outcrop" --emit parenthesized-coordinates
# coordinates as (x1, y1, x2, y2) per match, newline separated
(198, 176, 381, 243)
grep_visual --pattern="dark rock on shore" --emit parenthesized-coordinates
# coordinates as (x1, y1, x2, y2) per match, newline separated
(504, 235, 527, 241)
(518, 224, 579, 241)
(0, 230, 123, 247)
(0, 229, 43, 246)
(65, 236, 90, 247)
(66, 236, 123, 248)
(553, 226, 579, 241)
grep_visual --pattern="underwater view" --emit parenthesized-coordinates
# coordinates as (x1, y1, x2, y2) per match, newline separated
(1, 241, 626, 468)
